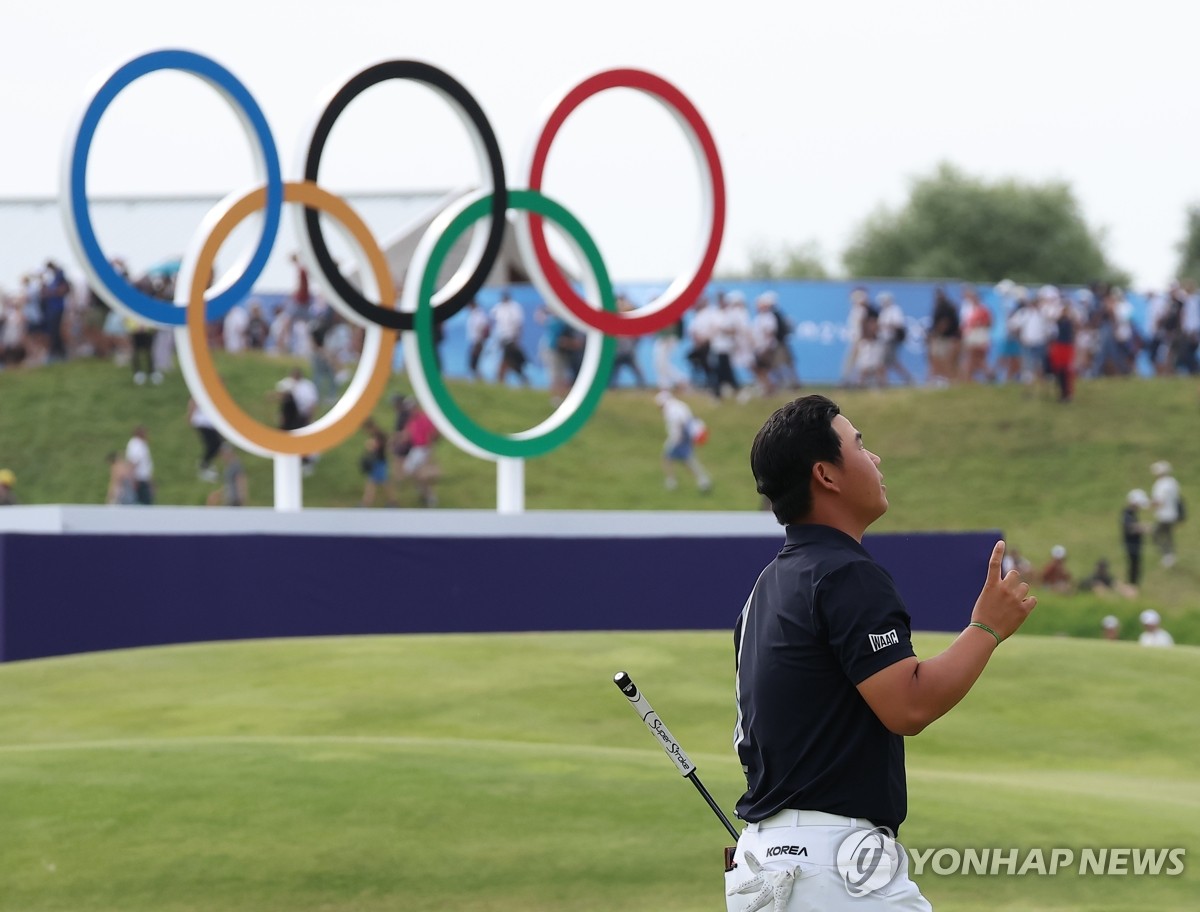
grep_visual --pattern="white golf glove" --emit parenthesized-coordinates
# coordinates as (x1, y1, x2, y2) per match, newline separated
(726, 849, 796, 912)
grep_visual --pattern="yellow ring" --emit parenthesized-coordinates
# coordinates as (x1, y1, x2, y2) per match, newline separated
(182, 180, 396, 456)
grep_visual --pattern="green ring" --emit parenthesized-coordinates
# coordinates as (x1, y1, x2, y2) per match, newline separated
(411, 188, 617, 459)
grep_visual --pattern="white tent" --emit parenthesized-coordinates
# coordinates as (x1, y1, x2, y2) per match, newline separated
(0, 190, 557, 302)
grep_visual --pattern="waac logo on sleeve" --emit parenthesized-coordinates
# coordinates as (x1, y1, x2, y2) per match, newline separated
(868, 629, 900, 653)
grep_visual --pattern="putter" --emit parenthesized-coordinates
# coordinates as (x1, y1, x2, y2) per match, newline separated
(613, 670, 739, 842)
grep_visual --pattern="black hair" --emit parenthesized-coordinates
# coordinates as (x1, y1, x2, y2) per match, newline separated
(750, 395, 843, 525)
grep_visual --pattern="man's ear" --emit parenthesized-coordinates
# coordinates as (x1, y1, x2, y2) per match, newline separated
(812, 461, 838, 491)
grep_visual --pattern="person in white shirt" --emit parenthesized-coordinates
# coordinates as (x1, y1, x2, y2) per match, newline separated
(188, 398, 223, 483)
(709, 292, 745, 400)
(1, 297, 28, 366)
(876, 291, 913, 386)
(685, 297, 717, 389)
(1009, 293, 1052, 385)
(840, 288, 869, 386)
(223, 304, 249, 354)
(1137, 609, 1175, 648)
(277, 368, 319, 424)
(854, 305, 886, 388)
(268, 307, 292, 355)
(750, 293, 781, 396)
(728, 292, 754, 379)
(652, 312, 688, 392)
(655, 387, 711, 492)
(464, 298, 491, 381)
(290, 310, 314, 358)
(1111, 290, 1136, 371)
(125, 425, 154, 505)
(1149, 460, 1182, 567)
(276, 368, 320, 475)
(491, 292, 529, 385)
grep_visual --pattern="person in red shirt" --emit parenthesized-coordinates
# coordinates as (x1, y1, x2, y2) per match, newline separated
(959, 286, 994, 383)
(290, 252, 311, 307)
(395, 400, 441, 507)
(1045, 288, 1078, 402)
(1039, 545, 1073, 593)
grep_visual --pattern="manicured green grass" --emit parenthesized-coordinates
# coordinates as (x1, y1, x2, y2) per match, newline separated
(2, 358, 1198, 643)
(0, 633, 1195, 911)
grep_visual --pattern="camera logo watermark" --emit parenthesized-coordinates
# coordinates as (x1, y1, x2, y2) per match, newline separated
(835, 827, 900, 897)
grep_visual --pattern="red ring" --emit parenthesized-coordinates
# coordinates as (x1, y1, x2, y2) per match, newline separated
(525, 69, 725, 336)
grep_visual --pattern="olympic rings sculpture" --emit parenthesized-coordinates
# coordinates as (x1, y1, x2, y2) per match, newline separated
(61, 49, 725, 464)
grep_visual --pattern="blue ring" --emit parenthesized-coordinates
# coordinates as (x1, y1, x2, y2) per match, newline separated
(65, 49, 283, 325)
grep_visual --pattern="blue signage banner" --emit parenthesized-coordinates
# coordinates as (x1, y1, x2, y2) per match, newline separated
(258, 278, 1144, 389)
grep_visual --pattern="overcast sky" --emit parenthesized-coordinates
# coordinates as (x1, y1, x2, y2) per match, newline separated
(4, 0, 1199, 292)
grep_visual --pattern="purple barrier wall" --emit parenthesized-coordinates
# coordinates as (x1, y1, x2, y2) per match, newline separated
(0, 530, 999, 662)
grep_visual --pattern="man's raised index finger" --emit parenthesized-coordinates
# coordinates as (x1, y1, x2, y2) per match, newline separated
(990, 540, 1006, 580)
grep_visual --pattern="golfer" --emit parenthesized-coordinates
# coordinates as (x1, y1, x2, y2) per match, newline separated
(726, 395, 1036, 911)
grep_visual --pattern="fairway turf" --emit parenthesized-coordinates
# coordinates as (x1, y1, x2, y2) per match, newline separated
(0, 633, 1195, 911)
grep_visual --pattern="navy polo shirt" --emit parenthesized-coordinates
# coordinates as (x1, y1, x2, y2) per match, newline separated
(733, 523, 916, 835)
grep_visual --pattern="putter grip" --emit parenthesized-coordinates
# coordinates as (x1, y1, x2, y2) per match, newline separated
(613, 671, 694, 776)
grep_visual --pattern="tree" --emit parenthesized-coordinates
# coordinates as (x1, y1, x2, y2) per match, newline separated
(1174, 204, 1200, 284)
(842, 163, 1130, 287)
(733, 240, 829, 280)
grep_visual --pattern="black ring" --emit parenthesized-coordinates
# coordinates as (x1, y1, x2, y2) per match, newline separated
(302, 60, 507, 330)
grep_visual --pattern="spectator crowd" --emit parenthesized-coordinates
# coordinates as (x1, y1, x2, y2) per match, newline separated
(839, 278, 1197, 398)
(7, 251, 1200, 402)
(0, 255, 363, 385)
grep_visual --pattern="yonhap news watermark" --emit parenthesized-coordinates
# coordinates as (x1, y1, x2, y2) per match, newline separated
(905, 846, 1187, 878)
(835, 828, 1186, 897)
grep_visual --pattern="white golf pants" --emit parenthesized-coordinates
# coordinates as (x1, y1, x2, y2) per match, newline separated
(725, 809, 933, 911)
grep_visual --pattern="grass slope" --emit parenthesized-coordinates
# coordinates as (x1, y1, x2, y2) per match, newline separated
(0, 633, 1195, 911)
(1, 358, 1198, 643)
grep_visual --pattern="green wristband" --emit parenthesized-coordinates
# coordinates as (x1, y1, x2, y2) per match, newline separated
(969, 621, 1003, 646)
